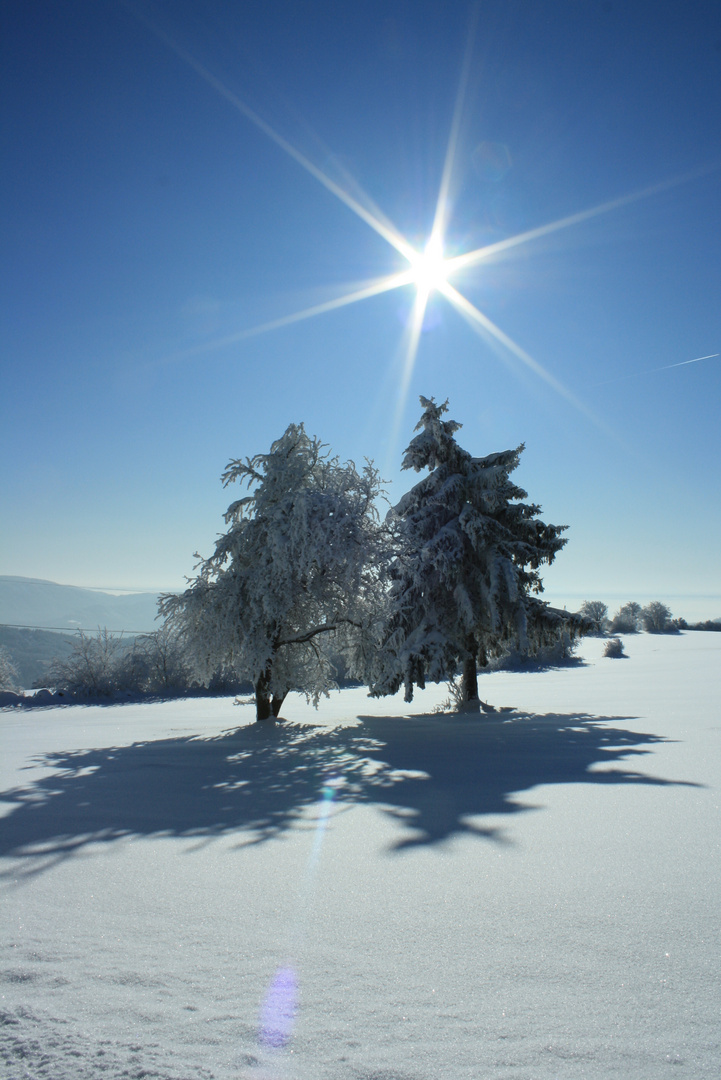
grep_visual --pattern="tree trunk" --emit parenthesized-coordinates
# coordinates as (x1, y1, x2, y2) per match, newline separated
(461, 654, 479, 703)
(255, 669, 272, 721)
(271, 692, 287, 718)
(255, 666, 288, 721)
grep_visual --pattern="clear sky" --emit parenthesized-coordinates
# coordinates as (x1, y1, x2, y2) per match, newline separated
(2, 0, 720, 617)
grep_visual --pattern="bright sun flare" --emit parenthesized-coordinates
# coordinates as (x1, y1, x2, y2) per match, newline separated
(151, 14, 678, 443)
(409, 237, 450, 294)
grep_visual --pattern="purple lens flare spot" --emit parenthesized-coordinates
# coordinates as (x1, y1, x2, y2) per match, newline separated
(259, 966, 298, 1048)
(471, 140, 512, 182)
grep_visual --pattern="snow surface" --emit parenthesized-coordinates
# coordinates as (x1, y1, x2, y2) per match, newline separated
(1, 632, 719, 1079)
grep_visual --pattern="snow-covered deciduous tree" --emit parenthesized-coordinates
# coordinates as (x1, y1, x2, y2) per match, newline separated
(641, 601, 675, 633)
(370, 396, 585, 707)
(610, 601, 641, 634)
(0, 646, 20, 691)
(160, 424, 388, 721)
(579, 600, 609, 635)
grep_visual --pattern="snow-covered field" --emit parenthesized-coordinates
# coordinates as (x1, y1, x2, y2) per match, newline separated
(1, 632, 719, 1079)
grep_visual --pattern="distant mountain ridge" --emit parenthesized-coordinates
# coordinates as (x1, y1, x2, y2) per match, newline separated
(0, 576, 162, 633)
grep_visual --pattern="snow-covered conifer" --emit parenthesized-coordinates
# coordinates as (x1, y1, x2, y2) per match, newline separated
(160, 424, 388, 720)
(371, 396, 584, 706)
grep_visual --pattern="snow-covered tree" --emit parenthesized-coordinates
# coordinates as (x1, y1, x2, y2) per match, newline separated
(609, 601, 641, 634)
(0, 646, 20, 691)
(370, 396, 584, 706)
(160, 424, 388, 720)
(579, 600, 609, 635)
(641, 601, 674, 634)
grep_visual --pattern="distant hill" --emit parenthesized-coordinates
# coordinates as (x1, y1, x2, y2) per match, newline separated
(0, 576, 162, 634)
(0, 626, 77, 689)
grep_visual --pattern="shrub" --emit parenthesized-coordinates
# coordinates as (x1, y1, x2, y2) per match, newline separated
(45, 624, 235, 700)
(118, 626, 196, 695)
(47, 628, 126, 698)
(603, 637, 626, 658)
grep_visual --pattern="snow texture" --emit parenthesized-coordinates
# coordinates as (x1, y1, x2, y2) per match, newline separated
(1, 632, 719, 1079)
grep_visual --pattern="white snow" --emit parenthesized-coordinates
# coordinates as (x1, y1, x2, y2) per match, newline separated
(1, 632, 719, 1079)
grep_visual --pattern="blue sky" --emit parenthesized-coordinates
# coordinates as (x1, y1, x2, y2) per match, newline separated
(1, 0, 720, 617)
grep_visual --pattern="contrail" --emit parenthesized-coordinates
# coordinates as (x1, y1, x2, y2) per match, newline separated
(592, 352, 719, 387)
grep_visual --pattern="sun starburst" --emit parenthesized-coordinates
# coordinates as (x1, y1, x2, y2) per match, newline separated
(408, 237, 451, 296)
(143, 11, 705, 441)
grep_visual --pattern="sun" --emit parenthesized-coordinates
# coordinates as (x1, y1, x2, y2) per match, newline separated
(150, 15, 646, 438)
(408, 236, 450, 295)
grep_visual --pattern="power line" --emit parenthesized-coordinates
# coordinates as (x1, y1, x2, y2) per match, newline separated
(0, 622, 155, 635)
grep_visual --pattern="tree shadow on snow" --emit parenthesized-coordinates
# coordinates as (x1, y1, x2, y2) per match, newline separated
(0, 709, 700, 876)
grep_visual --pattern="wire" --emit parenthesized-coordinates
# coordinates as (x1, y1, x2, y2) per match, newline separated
(0, 622, 155, 635)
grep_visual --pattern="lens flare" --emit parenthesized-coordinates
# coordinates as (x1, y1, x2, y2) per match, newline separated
(136, 7, 716, 438)
(256, 773, 343, 1054)
(259, 966, 298, 1048)
(409, 237, 449, 295)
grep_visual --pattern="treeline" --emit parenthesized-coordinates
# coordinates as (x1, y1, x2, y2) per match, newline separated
(580, 600, 677, 635)
(0, 627, 242, 701)
(44, 626, 248, 700)
(578, 600, 720, 636)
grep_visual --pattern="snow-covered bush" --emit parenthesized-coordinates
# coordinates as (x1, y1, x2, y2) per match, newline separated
(370, 396, 587, 706)
(603, 636, 626, 658)
(47, 628, 125, 698)
(609, 601, 641, 634)
(161, 424, 389, 721)
(116, 625, 196, 695)
(43, 625, 223, 699)
(486, 629, 580, 672)
(0, 646, 20, 691)
(579, 600, 609, 635)
(641, 601, 675, 634)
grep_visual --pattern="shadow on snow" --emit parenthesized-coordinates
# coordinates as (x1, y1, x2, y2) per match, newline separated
(0, 709, 700, 876)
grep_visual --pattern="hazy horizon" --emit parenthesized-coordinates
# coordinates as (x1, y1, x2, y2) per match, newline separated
(1, 573, 719, 626)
